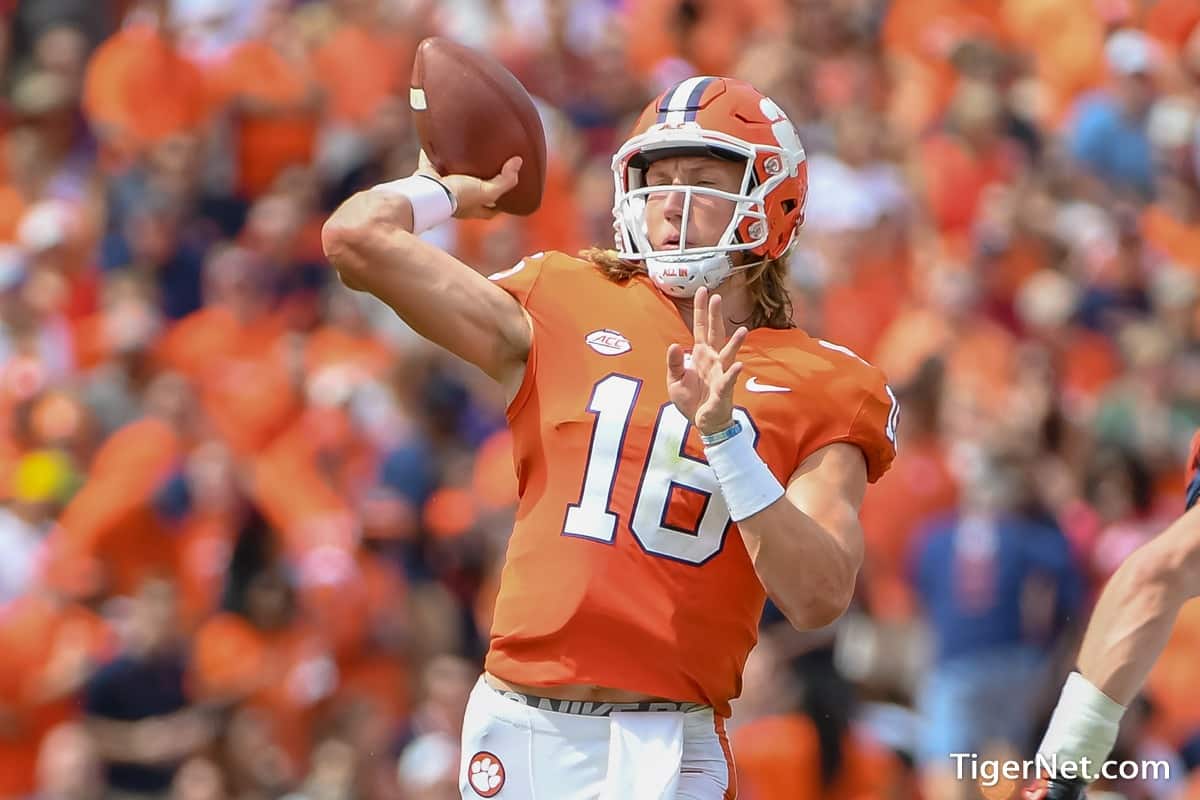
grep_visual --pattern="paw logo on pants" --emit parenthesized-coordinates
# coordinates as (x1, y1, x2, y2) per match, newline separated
(468, 751, 505, 796)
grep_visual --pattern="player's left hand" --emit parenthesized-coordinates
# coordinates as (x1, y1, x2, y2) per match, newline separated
(667, 286, 749, 436)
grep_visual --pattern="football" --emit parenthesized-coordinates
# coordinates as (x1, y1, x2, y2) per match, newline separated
(410, 37, 547, 216)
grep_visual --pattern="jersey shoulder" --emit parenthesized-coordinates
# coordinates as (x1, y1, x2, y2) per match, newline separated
(486, 250, 609, 307)
(757, 329, 899, 482)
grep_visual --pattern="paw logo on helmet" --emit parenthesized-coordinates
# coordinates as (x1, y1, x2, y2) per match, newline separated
(468, 751, 505, 797)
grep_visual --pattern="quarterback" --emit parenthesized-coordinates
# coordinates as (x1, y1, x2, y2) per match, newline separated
(323, 77, 897, 799)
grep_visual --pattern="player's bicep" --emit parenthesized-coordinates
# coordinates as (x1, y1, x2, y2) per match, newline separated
(785, 442, 868, 562)
(399, 249, 533, 383)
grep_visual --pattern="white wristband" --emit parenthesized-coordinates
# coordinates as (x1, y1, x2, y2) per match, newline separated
(372, 175, 456, 233)
(703, 425, 785, 521)
(1037, 672, 1125, 781)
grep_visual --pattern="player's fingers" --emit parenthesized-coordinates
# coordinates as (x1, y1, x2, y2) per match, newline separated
(489, 156, 523, 193)
(474, 158, 523, 209)
(708, 292, 725, 347)
(666, 343, 686, 383)
(719, 326, 748, 369)
(693, 286, 708, 345)
(716, 362, 743, 398)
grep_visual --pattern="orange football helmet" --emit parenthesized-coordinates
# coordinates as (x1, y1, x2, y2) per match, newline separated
(611, 76, 809, 297)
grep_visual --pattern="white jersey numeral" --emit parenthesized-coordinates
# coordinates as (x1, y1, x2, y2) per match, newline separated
(630, 404, 755, 564)
(563, 373, 756, 565)
(563, 374, 642, 544)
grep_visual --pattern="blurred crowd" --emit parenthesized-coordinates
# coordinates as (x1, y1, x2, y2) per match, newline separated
(3, 0, 1200, 799)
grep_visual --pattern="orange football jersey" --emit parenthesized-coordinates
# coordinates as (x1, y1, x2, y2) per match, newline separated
(485, 252, 897, 716)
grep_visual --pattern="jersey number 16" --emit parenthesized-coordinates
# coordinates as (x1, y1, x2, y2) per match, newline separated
(562, 374, 757, 566)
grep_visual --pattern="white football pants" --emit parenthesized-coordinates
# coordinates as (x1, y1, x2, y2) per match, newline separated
(459, 676, 736, 799)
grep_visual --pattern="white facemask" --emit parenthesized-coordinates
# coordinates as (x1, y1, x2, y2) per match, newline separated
(611, 127, 790, 298)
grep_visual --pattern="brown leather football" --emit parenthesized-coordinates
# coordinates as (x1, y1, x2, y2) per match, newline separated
(410, 37, 547, 216)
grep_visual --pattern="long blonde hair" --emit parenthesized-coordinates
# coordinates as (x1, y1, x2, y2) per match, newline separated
(580, 248, 796, 330)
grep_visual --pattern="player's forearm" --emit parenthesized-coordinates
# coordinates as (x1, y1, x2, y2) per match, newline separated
(1037, 512, 1200, 782)
(1076, 530, 1197, 704)
(738, 499, 861, 630)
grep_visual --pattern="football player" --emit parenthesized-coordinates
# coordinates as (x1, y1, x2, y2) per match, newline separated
(1029, 433, 1200, 800)
(323, 77, 898, 799)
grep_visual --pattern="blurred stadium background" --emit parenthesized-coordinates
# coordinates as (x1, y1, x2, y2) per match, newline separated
(2, 0, 1200, 798)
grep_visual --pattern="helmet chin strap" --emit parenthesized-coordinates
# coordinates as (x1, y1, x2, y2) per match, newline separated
(644, 253, 770, 298)
(645, 253, 731, 298)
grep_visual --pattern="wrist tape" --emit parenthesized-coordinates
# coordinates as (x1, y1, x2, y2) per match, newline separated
(703, 424, 785, 522)
(373, 175, 455, 233)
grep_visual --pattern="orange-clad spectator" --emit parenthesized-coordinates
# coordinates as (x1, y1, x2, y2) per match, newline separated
(1015, 269, 1122, 416)
(81, 5, 211, 169)
(624, 0, 787, 85)
(0, 587, 114, 798)
(40, 375, 193, 599)
(49, 413, 184, 599)
(329, 546, 411, 728)
(169, 440, 241, 632)
(834, 731, 919, 800)
(1146, 0, 1200, 52)
(859, 363, 959, 620)
(70, 270, 161, 373)
(882, 0, 1012, 133)
(1001, 0, 1107, 125)
(819, 255, 908, 364)
(942, 316, 1020, 425)
(1142, 188, 1200, 275)
(174, 508, 236, 633)
(0, 184, 26, 242)
(313, 10, 412, 128)
(875, 258, 1020, 428)
(154, 245, 299, 455)
(192, 553, 334, 778)
(250, 405, 367, 559)
(210, 1, 323, 199)
(304, 288, 396, 382)
(731, 635, 821, 800)
(919, 81, 1022, 236)
(734, 713, 825, 800)
(884, 0, 1011, 64)
(732, 635, 913, 800)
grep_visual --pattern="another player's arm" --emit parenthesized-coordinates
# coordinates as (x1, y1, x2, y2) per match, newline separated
(321, 156, 531, 387)
(1031, 434, 1200, 798)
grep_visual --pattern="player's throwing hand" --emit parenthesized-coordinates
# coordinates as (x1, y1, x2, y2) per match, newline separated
(666, 286, 749, 436)
(413, 150, 522, 220)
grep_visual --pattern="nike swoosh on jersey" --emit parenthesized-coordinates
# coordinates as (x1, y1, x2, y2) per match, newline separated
(745, 377, 790, 393)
